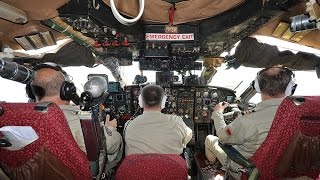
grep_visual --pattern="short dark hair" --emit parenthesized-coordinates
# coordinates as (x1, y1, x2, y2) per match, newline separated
(258, 67, 293, 97)
(141, 85, 165, 107)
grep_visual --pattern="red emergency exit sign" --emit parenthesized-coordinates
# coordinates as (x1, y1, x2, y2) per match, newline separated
(145, 33, 194, 41)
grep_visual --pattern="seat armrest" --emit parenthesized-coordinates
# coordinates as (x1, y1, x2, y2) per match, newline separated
(218, 142, 254, 169)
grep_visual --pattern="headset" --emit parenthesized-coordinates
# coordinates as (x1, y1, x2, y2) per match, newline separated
(253, 67, 297, 96)
(26, 62, 77, 102)
(138, 94, 167, 109)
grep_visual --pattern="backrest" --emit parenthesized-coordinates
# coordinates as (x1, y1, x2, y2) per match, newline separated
(0, 102, 91, 180)
(115, 154, 188, 180)
(250, 96, 320, 180)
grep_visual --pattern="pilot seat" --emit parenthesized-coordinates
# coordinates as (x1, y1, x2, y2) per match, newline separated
(220, 96, 320, 179)
(0, 102, 91, 180)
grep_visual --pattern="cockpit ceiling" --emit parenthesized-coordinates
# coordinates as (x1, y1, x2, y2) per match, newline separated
(1, 0, 245, 23)
(0, 0, 68, 50)
(0, 0, 319, 57)
(102, 0, 245, 24)
(0, 0, 244, 51)
(253, 3, 320, 50)
(0, 20, 65, 51)
(0, 0, 68, 20)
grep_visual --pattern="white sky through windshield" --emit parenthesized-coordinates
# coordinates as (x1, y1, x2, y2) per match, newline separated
(0, 64, 319, 103)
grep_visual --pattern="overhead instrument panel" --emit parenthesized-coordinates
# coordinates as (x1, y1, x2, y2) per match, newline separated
(137, 25, 202, 71)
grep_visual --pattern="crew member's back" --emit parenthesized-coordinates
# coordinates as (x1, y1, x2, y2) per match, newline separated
(124, 84, 192, 156)
(125, 112, 191, 155)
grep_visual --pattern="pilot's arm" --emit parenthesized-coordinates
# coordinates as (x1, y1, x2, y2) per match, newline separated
(211, 103, 255, 145)
(176, 117, 193, 147)
(104, 115, 123, 162)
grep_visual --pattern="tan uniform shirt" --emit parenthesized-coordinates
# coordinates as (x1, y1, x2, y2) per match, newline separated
(211, 98, 284, 159)
(125, 111, 193, 156)
(60, 105, 87, 152)
(60, 105, 122, 162)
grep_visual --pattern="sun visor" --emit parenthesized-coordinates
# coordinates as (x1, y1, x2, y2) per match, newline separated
(227, 37, 320, 70)
(41, 41, 95, 67)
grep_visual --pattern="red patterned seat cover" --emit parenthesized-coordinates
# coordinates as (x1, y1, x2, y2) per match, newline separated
(0, 102, 90, 180)
(115, 154, 188, 180)
(249, 96, 320, 180)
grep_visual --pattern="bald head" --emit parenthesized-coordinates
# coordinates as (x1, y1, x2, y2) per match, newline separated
(31, 68, 65, 101)
(258, 67, 292, 97)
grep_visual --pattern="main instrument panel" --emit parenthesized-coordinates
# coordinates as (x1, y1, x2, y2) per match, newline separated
(105, 84, 236, 122)
(104, 83, 237, 147)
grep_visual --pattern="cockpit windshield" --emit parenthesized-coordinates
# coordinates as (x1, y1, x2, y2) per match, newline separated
(1, 63, 320, 103)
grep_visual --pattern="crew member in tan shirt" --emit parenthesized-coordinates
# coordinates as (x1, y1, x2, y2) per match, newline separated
(205, 67, 297, 179)
(29, 63, 122, 162)
(125, 84, 193, 156)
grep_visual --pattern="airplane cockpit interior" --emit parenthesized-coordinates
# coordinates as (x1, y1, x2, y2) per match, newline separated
(0, 0, 320, 179)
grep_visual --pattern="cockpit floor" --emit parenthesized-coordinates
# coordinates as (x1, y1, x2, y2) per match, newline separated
(195, 152, 225, 180)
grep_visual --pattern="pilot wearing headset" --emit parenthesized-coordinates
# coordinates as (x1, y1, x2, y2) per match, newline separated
(26, 62, 122, 163)
(205, 66, 297, 179)
(124, 84, 193, 156)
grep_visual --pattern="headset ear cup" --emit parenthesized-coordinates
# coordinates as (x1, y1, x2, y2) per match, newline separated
(30, 85, 45, 100)
(60, 81, 77, 101)
(285, 79, 297, 96)
(161, 95, 167, 109)
(291, 83, 297, 95)
(26, 83, 36, 100)
(254, 77, 261, 93)
(138, 94, 143, 108)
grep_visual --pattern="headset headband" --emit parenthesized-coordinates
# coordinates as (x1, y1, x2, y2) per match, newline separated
(258, 67, 294, 78)
(254, 66, 297, 96)
(32, 62, 69, 81)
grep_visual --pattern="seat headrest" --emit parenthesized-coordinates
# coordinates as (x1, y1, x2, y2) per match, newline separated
(116, 154, 188, 180)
